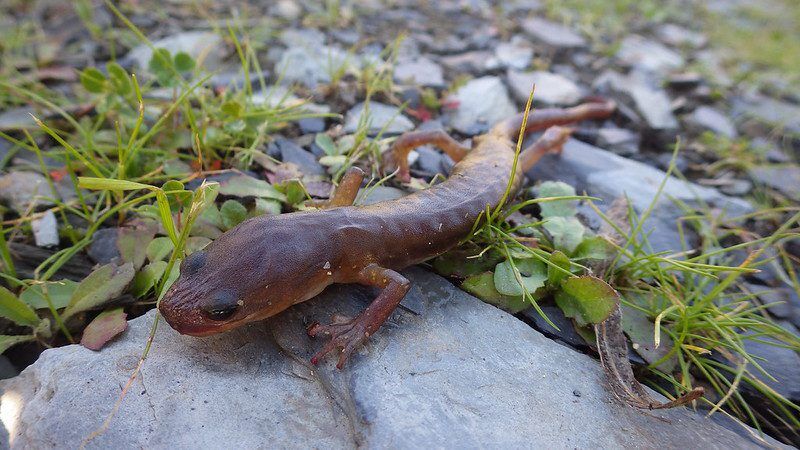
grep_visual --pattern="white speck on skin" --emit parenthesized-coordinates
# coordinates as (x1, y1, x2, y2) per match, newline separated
(237, 300, 244, 306)
(323, 261, 331, 269)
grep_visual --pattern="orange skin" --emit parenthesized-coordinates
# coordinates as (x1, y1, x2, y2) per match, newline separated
(158, 99, 616, 368)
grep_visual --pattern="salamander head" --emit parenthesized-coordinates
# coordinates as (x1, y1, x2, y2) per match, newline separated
(158, 217, 313, 336)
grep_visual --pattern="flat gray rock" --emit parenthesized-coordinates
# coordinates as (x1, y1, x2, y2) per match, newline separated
(393, 57, 445, 88)
(126, 31, 226, 71)
(689, 106, 738, 139)
(527, 139, 752, 252)
(507, 69, 582, 106)
(446, 76, 516, 135)
(521, 17, 586, 49)
(343, 102, 414, 136)
(616, 35, 685, 74)
(0, 268, 780, 449)
(732, 95, 800, 135)
(488, 36, 534, 71)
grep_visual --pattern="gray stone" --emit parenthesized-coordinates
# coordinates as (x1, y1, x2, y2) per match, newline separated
(596, 127, 640, 156)
(615, 35, 685, 74)
(446, 76, 516, 135)
(594, 71, 678, 134)
(689, 106, 738, 138)
(0, 107, 39, 131)
(749, 165, 800, 200)
(343, 102, 414, 136)
(356, 185, 407, 205)
(126, 31, 226, 71)
(695, 50, 734, 87)
(278, 28, 325, 48)
(0, 356, 17, 380)
(655, 24, 708, 48)
(271, 137, 325, 176)
(393, 57, 445, 88)
(732, 95, 800, 135)
(439, 51, 493, 75)
(741, 321, 800, 404)
(31, 210, 59, 248)
(270, 0, 303, 21)
(0, 268, 782, 449)
(275, 45, 352, 88)
(413, 146, 446, 175)
(488, 36, 534, 71)
(0, 171, 53, 213)
(527, 139, 753, 252)
(521, 17, 586, 50)
(507, 69, 582, 106)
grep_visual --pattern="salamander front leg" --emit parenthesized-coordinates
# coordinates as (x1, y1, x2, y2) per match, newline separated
(383, 129, 470, 182)
(307, 264, 410, 369)
(308, 166, 364, 209)
(519, 126, 573, 172)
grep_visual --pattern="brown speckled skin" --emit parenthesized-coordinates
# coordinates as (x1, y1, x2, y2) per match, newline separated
(159, 99, 615, 365)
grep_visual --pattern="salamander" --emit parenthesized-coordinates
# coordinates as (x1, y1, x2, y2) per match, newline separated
(159, 99, 616, 368)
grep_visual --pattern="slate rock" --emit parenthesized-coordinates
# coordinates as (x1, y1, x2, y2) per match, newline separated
(31, 210, 59, 248)
(0, 107, 39, 132)
(270, 137, 325, 176)
(86, 228, 122, 265)
(748, 165, 800, 200)
(276, 45, 352, 88)
(507, 69, 582, 106)
(343, 102, 414, 136)
(356, 186, 407, 205)
(615, 35, 685, 74)
(596, 127, 640, 156)
(521, 17, 586, 50)
(0, 171, 54, 214)
(732, 95, 800, 135)
(0, 268, 783, 449)
(520, 305, 591, 350)
(488, 36, 534, 71)
(741, 322, 800, 404)
(688, 106, 738, 139)
(527, 139, 752, 252)
(655, 23, 708, 48)
(446, 76, 516, 135)
(126, 31, 226, 71)
(439, 51, 493, 75)
(393, 57, 445, 88)
(413, 146, 446, 176)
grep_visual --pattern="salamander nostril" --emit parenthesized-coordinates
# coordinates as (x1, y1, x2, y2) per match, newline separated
(202, 290, 240, 321)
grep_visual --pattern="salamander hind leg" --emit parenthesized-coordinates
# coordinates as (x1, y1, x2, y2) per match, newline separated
(307, 264, 410, 369)
(519, 126, 573, 172)
(382, 129, 469, 182)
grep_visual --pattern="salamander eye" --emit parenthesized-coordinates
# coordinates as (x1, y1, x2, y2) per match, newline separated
(180, 250, 206, 276)
(202, 290, 240, 321)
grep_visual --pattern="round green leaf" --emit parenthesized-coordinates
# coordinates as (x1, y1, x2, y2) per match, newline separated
(494, 257, 547, 296)
(131, 261, 168, 298)
(572, 235, 615, 261)
(173, 51, 196, 72)
(462, 272, 528, 313)
(543, 216, 585, 254)
(19, 280, 78, 310)
(555, 275, 619, 326)
(79, 67, 106, 93)
(547, 250, 572, 287)
(146, 237, 175, 262)
(220, 200, 247, 230)
(106, 62, 132, 96)
(538, 181, 578, 218)
(63, 262, 135, 321)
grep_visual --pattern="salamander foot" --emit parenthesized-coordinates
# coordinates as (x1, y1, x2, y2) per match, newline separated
(307, 315, 368, 369)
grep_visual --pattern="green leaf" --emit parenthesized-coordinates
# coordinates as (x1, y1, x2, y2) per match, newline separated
(148, 48, 173, 75)
(431, 248, 504, 278)
(217, 174, 286, 201)
(146, 237, 175, 262)
(220, 200, 247, 230)
(0, 286, 41, 327)
(173, 51, 196, 72)
(157, 262, 181, 301)
(494, 257, 547, 296)
(156, 190, 179, 245)
(116, 226, 156, 269)
(547, 250, 572, 287)
(538, 181, 578, 218)
(278, 179, 307, 205)
(555, 275, 619, 326)
(543, 216, 585, 254)
(106, 62, 132, 96)
(462, 272, 528, 313)
(131, 261, 168, 298)
(80, 307, 128, 351)
(79, 67, 106, 93)
(63, 262, 135, 320)
(314, 133, 338, 156)
(78, 177, 152, 191)
(185, 236, 212, 255)
(620, 304, 677, 372)
(251, 198, 282, 217)
(163, 180, 191, 213)
(572, 235, 616, 261)
(0, 335, 36, 354)
(220, 100, 243, 118)
(19, 280, 78, 310)
(319, 155, 347, 167)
